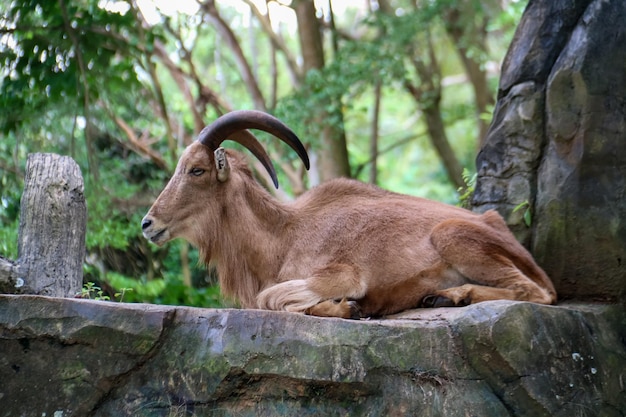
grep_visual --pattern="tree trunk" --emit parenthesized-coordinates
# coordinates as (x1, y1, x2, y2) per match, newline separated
(422, 105, 465, 189)
(15, 153, 86, 297)
(404, 32, 465, 189)
(202, 0, 266, 111)
(179, 242, 192, 288)
(293, 0, 351, 181)
(369, 81, 383, 184)
(444, 4, 494, 147)
(242, 0, 302, 85)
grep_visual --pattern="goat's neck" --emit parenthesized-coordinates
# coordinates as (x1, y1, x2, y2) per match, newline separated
(213, 180, 294, 307)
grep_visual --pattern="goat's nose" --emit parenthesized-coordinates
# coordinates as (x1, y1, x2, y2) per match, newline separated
(141, 218, 153, 230)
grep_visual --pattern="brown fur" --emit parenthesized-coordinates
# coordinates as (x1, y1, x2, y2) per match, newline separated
(142, 143, 557, 318)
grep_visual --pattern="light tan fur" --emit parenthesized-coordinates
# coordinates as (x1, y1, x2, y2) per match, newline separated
(142, 143, 557, 319)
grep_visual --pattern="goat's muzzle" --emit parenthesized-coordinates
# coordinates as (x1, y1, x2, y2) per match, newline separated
(141, 215, 169, 246)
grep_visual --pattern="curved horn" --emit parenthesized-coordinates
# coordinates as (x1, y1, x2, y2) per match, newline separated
(197, 110, 310, 188)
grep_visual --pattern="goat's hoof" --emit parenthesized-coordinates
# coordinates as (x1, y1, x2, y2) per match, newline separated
(305, 298, 361, 319)
(458, 297, 471, 306)
(421, 295, 455, 308)
(346, 300, 361, 320)
(421, 295, 471, 308)
(420, 295, 454, 308)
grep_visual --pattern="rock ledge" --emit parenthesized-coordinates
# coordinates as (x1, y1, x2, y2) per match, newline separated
(0, 295, 624, 417)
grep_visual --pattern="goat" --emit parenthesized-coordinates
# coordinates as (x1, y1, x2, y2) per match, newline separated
(142, 110, 557, 319)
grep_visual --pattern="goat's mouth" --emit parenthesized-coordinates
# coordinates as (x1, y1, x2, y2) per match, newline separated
(143, 228, 169, 246)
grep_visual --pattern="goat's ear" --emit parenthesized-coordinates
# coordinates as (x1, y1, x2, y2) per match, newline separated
(214, 147, 230, 182)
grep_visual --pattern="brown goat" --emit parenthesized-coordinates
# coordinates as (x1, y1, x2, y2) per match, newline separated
(142, 110, 556, 319)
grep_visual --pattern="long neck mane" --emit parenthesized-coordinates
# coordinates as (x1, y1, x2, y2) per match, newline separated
(202, 176, 294, 308)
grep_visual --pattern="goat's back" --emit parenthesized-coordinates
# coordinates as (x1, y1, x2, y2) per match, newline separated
(279, 178, 491, 283)
(294, 178, 480, 230)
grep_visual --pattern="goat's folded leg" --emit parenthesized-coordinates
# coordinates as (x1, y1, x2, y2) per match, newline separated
(305, 299, 361, 319)
(421, 284, 516, 307)
(256, 262, 367, 318)
(424, 217, 556, 306)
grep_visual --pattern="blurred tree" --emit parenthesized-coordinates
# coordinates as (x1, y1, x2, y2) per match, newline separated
(0, 0, 522, 305)
(442, 0, 497, 146)
(374, 0, 483, 189)
(292, 0, 350, 181)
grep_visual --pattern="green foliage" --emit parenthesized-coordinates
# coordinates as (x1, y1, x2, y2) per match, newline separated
(0, 218, 19, 259)
(513, 200, 532, 227)
(114, 287, 133, 302)
(457, 168, 477, 208)
(105, 272, 225, 308)
(276, 37, 406, 149)
(0, 135, 24, 259)
(82, 124, 172, 250)
(79, 282, 110, 301)
(78, 281, 132, 303)
(0, 0, 153, 134)
(85, 197, 136, 251)
(105, 272, 166, 300)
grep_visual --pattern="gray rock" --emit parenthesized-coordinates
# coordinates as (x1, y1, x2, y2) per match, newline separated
(472, 0, 626, 300)
(534, 0, 626, 301)
(1, 295, 624, 416)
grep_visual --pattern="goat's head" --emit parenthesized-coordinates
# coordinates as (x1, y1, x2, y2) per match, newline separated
(141, 110, 309, 248)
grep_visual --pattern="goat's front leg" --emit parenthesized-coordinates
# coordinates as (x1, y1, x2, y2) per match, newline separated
(305, 299, 361, 319)
(256, 262, 366, 319)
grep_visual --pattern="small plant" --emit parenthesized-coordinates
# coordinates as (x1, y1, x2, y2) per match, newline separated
(457, 168, 477, 208)
(78, 282, 110, 301)
(513, 200, 532, 227)
(77, 282, 135, 302)
(114, 287, 133, 302)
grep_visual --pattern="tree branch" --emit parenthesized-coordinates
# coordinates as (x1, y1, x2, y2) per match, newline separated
(59, 0, 99, 181)
(130, 4, 180, 163)
(100, 101, 169, 171)
(152, 39, 230, 136)
(0, 160, 23, 178)
(353, 130, 428, 178)
(199, 0, 267, 111)
(241, 0, 302, 84)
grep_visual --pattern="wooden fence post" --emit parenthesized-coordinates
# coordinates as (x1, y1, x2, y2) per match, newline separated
(0, 153, 86, 297)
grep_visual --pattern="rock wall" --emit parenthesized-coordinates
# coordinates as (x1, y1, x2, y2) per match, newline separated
(1, 295, 624, 416)
(472, 0, 626, 300)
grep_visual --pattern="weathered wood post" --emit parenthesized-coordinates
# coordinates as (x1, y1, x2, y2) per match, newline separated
(0, 153, 86, 297)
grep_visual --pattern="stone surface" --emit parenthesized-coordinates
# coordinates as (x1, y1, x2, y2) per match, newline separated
(472, 0, 626, 301)
(533, 0, 626, 301)
(1, 295, 624, 416)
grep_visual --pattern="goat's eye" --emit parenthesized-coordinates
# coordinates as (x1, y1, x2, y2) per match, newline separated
(190, 168, 205, 177)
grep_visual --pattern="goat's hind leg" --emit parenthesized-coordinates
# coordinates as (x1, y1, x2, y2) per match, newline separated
(256, 262, 366, 319)
(423, 218, 556, 307)
(421, 284, 522, 308)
